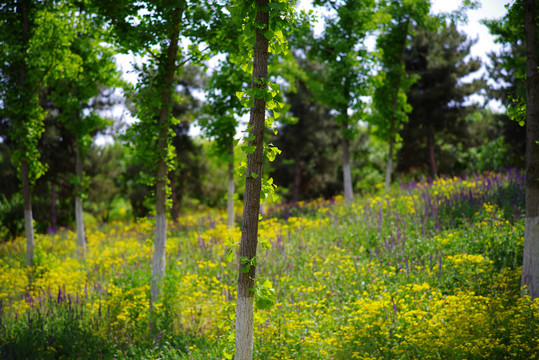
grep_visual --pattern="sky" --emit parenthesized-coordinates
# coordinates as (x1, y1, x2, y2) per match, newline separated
(103, 0, 511, 143)
(431, 0, 510, 109)
(431, 0, 509, 76)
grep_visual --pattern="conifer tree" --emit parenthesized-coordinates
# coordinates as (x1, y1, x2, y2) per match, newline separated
(397, 20, 484, 176)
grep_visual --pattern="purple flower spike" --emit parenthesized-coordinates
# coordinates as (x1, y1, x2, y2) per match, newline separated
(57, 286, 63, 304)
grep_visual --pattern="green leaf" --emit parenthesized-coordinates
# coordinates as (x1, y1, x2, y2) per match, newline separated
(236, 91, 244, 99)
(242, 145, 256, 155)
(266, 100, 276, 109)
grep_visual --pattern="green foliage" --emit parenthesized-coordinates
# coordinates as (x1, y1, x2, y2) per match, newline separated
(0, 1, 83, 184)
(46, 3, 120, 157)
(93, 0, 223, 195)
(483, 1, 529, 169)
(199, 59, 249, 160)
(310, 0, 378, 130)
(251, 277, 276, 310)
(370, 0, 429, 143)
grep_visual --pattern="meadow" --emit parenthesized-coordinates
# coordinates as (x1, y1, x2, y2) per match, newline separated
(1, 170, 537, 359)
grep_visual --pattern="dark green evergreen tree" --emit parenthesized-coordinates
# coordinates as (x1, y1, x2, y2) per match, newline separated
(271, 61, 341, 202)
(397, 20, 484, 177)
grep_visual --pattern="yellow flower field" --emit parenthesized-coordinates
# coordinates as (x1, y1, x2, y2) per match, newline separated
(0, 170, 536, 359)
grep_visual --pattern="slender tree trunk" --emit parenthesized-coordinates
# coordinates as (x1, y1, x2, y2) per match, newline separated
(50, 182, 57, 234)
(21, 161, 35, 266)
(75, 145, 86, 256)
(151, 8, 182, 303)
(292, 153, 301, 203)
(227, 140, 235, 227)
(18, 0, 35, 267)
(342, 123, 354, 202)
(522, 0, 539, 299)
(169, 173, 179, 223)
(427, 128, 437, 178)
(235, 1, 269, 358)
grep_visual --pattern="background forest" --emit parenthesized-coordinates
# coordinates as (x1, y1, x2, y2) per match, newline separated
(0, 0, 524, 236)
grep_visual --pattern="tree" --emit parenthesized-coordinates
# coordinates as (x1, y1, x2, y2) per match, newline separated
(310, 0, 378, 202)
(397, 19, 484, 177)
(92, 0, 223, 302)
(230, 0, 292, 357)
(370, 0, 430, 190)
(233, 0, 270, 355)
(200, 60, 249, 226)
(47, 5, 120, 255)
(0, 0, 80, 265)
(522, 0, 539, 299)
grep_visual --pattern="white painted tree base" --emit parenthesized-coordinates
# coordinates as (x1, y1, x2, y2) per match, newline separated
(152, 212, 167, 302)
(75, 197, 86, 254)
(24, 209, 34, 266)
(235, 295, 254, 360)
(522, 215, 539, 298)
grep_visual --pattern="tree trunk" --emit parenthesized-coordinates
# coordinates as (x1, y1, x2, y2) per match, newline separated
(427, 128, 437, 178)
(18, 0, 34, 267)
(50, 182, 57, 234)
(234, 1, 269, 358)
(169, 173, 179, 223)
(151, 8, 182, 303)
(21, 161, 35, 266)
(227, 140, 235, 227)
(292, 153, 301, 203)
(75, 145, 86, 256)
(342, 123, 354, 202)
(522, 0, 539, 299)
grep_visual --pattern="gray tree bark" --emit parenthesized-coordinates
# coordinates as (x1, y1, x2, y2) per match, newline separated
(151, 8, 182, 303)
(75, 145, 86, 256)
(521, 0, 539, 299)
(234, 0, 269, 358)
(227, 140, 235, 227)
(21, 161, 35, 266)
(342, 124, 354, 202)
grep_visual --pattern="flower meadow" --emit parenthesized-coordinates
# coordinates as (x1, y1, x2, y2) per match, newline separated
(1, 170, 538, 359)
